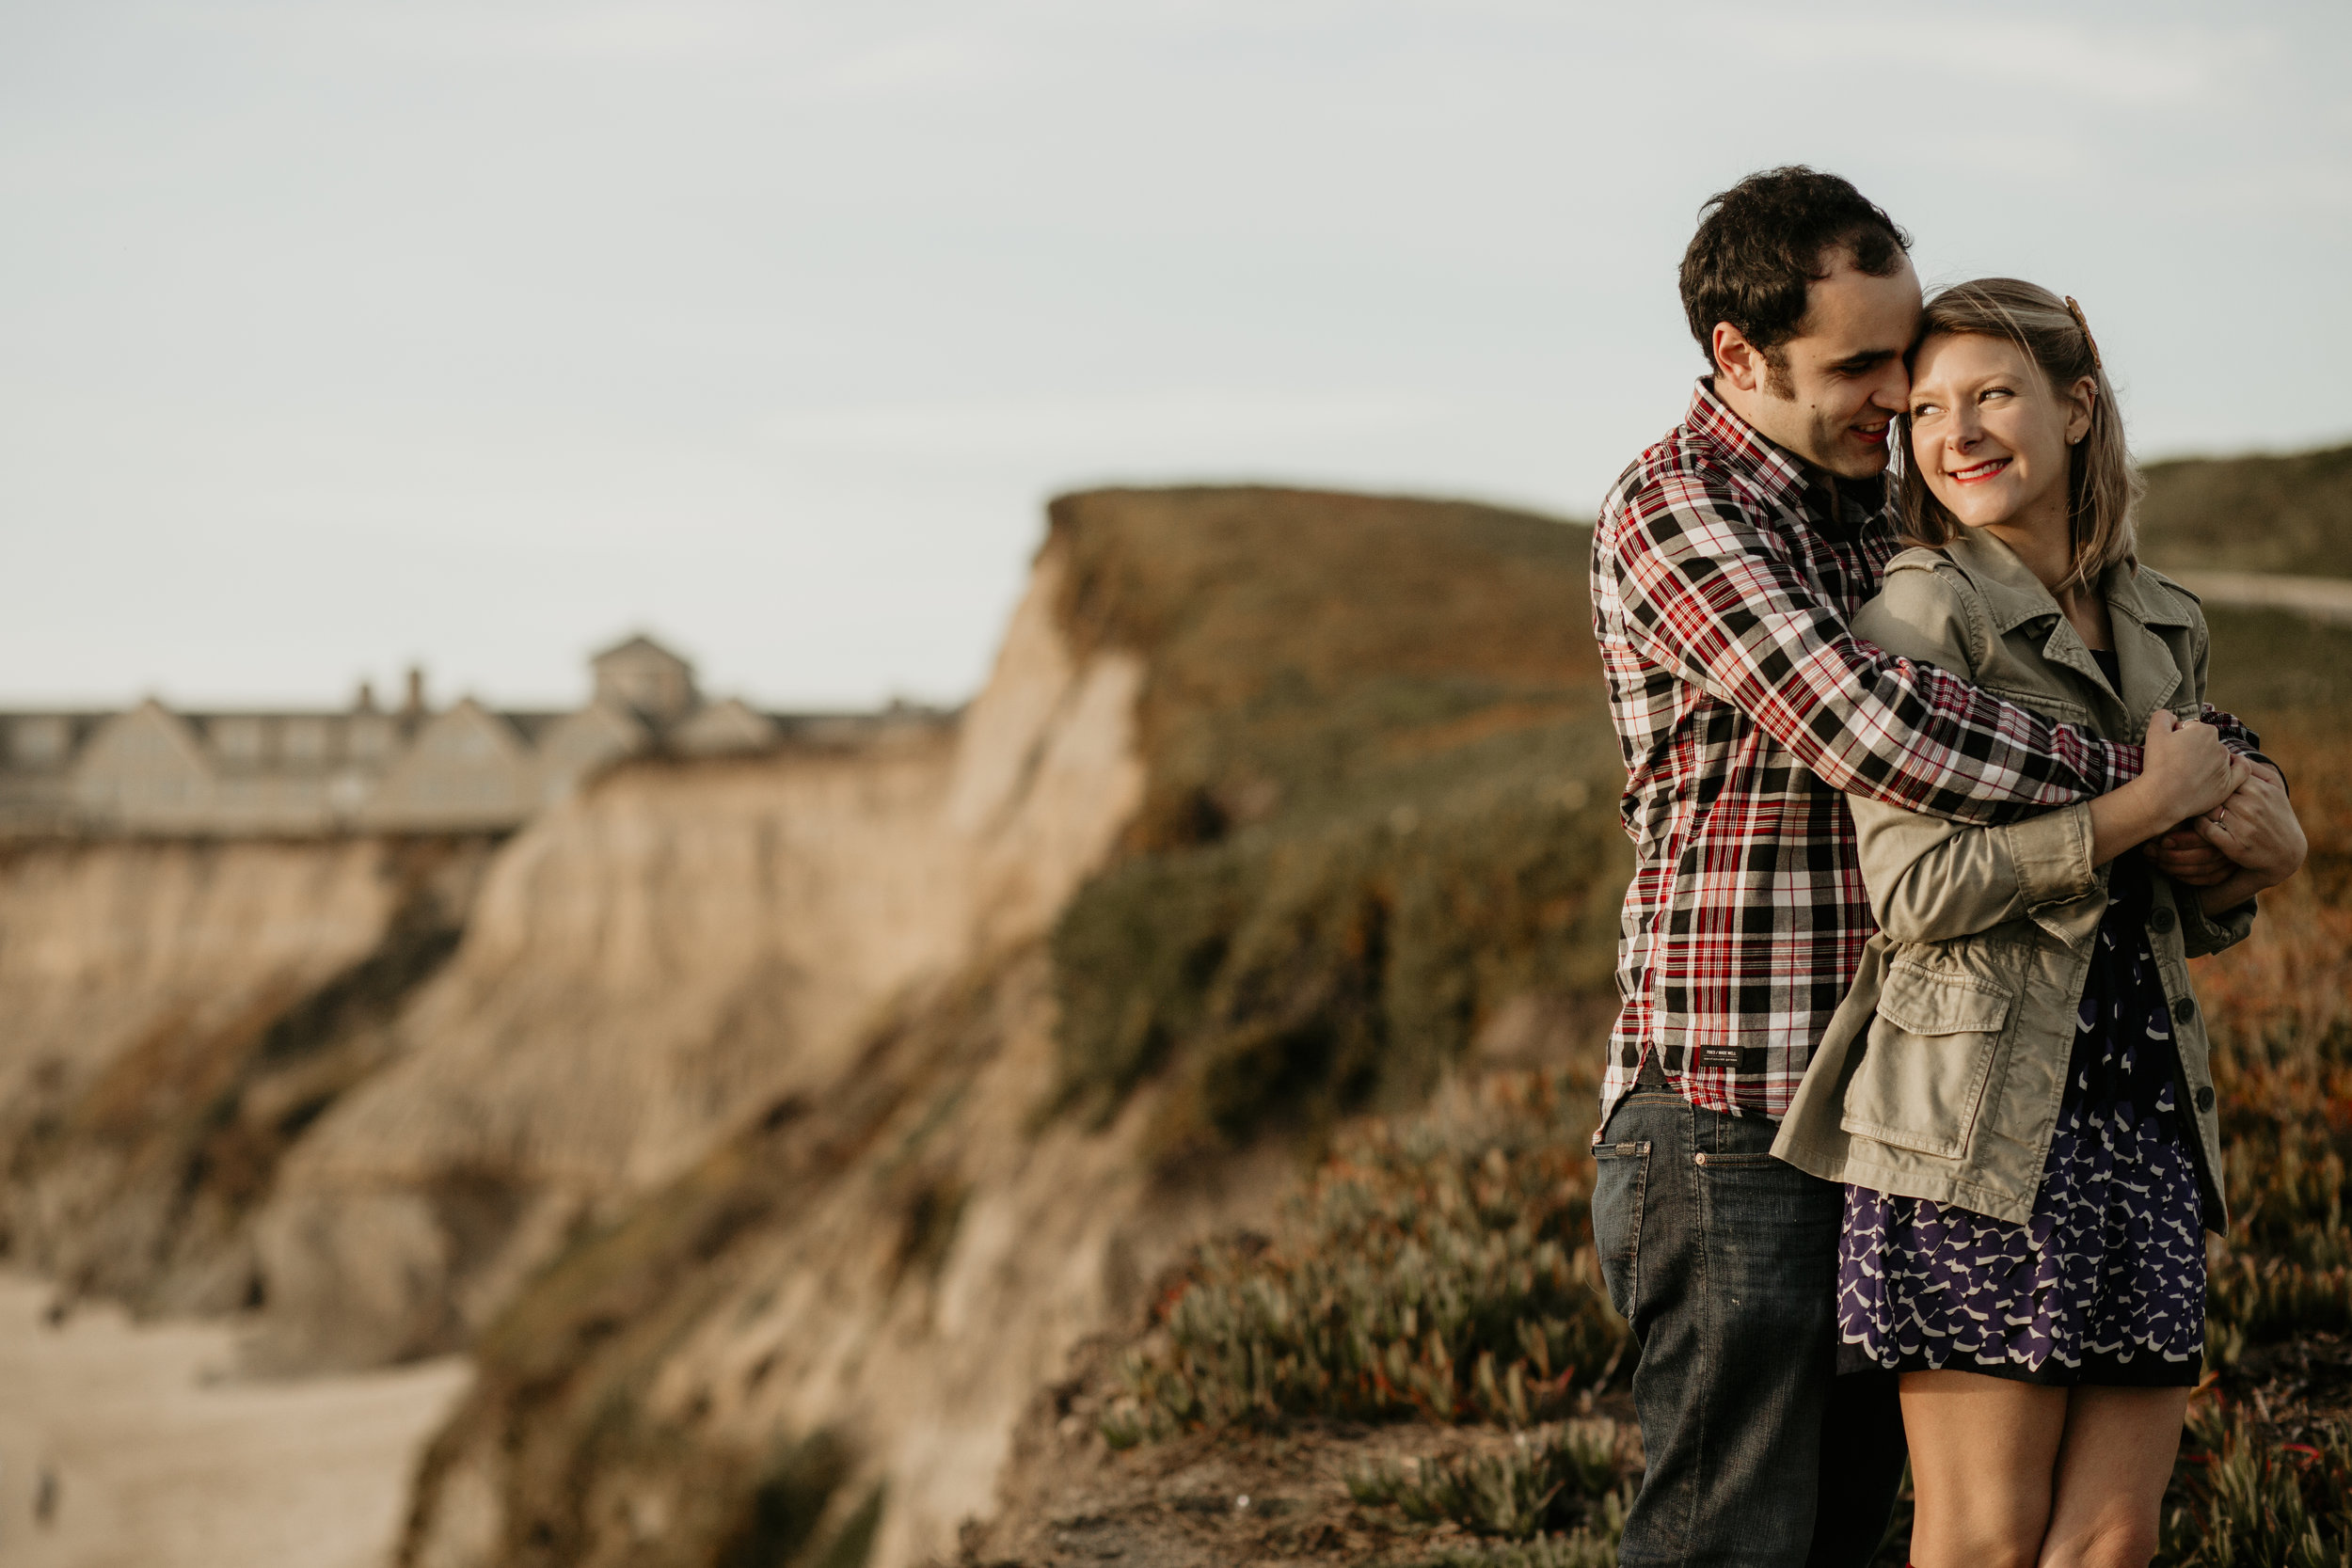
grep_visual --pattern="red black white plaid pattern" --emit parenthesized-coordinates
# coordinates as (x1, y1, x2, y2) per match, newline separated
(1593, 380, 2200, 1127)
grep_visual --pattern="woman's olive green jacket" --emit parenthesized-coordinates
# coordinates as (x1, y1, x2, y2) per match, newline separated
(1771, 530, 2253, 1229)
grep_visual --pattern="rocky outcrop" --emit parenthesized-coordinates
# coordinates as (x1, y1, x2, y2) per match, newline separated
(251, 546, 1148, 1372)
(396, 939, 1297, 1568)
(0, 834, 493, 1316)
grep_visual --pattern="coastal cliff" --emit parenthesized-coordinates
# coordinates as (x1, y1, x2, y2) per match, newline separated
(0, 833, 494, 1317)
(251, 545, 1146, 1374)
(389, 488, 1628, 1568)
(0, 486, 1634, 1568)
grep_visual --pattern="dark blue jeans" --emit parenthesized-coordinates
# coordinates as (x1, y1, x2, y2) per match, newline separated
(1591, 1064, 1907, 1568)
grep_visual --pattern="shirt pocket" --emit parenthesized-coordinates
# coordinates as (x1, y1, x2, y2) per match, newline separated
(1839, 955, 2016, 1160)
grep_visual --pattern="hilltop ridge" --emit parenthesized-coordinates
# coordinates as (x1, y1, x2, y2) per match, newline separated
(2137, 441, 2352, 579)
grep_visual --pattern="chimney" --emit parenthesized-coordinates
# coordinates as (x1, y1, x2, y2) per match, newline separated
(404, 666, 426, 717)
(355, 679, 377, 713)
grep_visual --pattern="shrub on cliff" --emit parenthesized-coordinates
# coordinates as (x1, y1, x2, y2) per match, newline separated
(1344, 1418, 1630, 1544)
(1102, 1070, 1627, 1438)
(2161, 1400, 2352, 1566)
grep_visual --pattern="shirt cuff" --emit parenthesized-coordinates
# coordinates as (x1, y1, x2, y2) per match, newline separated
(2000, 801, 2099, 910)
(2098, 739, 2147, 793)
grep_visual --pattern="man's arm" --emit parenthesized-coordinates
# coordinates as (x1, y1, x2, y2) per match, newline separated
(1841, 574, 2102, 943)
(1605, 470, 2137, 824)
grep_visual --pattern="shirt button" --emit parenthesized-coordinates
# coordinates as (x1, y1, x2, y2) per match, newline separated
(2149, 907, 2177, 934)
(2195, 1085, 2217, 1113)
(2173, 996, 2197, 1023)
(1694, 1152, 1708, 1166)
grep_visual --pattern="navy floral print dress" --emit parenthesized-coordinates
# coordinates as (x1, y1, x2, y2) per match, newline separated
(1836, 659, 2210, 1386)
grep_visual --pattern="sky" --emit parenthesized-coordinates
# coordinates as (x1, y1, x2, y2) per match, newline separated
(3, 1, 2348, 711)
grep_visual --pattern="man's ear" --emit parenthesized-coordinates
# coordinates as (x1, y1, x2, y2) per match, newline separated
(1712, 322, 1769, 393)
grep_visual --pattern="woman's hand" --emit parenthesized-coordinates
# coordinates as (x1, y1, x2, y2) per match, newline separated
(2139, 710, 2247, 823)
(2190, 769, 2307, 912)
(2090, 711, 2248, 869)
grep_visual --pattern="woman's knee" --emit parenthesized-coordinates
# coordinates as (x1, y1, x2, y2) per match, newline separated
(2040, 1514, 2160, 1568)
(1912, 1496, 2049, 1568)
(1918, 1533, 2041, 1568)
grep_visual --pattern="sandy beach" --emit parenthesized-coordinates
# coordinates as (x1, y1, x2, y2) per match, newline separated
(0, 1274, 468, 1568)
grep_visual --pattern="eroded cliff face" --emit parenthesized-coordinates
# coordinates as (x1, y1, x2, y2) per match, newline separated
(0, 834, 491, 1316)
(397, 942, 1290, 1568)
(388, 490, 1621, 1568)
(251, 546, 1148, 1373)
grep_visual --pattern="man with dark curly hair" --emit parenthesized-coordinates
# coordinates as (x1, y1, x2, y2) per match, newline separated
(1584, 166, 2264, 1566)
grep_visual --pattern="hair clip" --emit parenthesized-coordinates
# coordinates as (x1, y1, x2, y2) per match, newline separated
(2062, 295, 2104, 374)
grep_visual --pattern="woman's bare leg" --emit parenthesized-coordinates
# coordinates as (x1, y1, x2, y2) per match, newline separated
(1900, 1370, 2069, 1568)
(2035, 1386, 2192, 1568)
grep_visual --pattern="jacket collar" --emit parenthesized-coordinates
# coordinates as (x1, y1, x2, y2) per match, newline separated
(1935, 530, 2187, 716)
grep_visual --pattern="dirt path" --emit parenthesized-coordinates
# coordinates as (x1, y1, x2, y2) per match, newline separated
(2169, 568, 2352, 625)
(0, 1274, 468, 1568)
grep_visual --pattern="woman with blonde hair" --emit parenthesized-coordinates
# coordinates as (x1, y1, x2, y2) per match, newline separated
(1773, 279, 2307, 1567)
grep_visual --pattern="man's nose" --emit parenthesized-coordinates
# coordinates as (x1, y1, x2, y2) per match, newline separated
(1867, 366, 1908, 412)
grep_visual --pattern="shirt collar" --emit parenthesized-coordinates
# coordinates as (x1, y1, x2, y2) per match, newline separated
(1684, 377, 1811, 513)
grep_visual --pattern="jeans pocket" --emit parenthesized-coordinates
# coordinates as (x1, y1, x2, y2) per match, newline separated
(1591, 1139, 1651, 1322)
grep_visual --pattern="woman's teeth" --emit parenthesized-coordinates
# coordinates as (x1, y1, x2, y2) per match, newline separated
(1950, 458, 2010, 482)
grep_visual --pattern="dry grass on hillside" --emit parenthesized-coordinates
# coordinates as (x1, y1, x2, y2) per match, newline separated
(1043, 489, 1628, 1160)
(2138, 444, 2352, 580)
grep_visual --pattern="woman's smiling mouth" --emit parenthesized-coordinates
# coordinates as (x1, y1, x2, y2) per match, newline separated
(1947, 457, 2011, 483)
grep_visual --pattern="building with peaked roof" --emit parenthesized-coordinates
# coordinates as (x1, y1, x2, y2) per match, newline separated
(0, 634, 889, 838)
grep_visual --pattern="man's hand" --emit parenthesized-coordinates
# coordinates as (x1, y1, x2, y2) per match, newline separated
(2142, 826, 2235, 886)
(2198, 770, 2307, 892)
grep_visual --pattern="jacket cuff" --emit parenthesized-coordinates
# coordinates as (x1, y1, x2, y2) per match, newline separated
(2179, 891, 2257, 958)
(2001, 802, 2098, 910)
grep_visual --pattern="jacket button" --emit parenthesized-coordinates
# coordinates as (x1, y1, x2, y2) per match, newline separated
(2195, 1085, 2216, 1113)
(1694, 1152, 1708, 1166)
(2150, 907, 2177, 933)
(2173, 996, 2196, 1023)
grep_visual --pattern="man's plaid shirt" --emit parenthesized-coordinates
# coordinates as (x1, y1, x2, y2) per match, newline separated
(1592, 380, 2173, 1130)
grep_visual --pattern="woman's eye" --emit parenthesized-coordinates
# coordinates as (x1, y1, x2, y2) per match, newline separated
(1911, 403, 1941, 419)
(1980, 388, 2011, 403)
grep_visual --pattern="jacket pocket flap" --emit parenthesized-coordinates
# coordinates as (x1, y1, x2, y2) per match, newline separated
(1875, 964, 2013, 1035)
(1980, 684, 2089, 725)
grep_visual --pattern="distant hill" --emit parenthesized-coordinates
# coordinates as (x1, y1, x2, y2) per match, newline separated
(2137, 441, 2352, 578)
